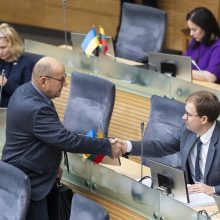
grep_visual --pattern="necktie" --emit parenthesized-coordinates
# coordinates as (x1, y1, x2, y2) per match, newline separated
(195, 137, 203, 182)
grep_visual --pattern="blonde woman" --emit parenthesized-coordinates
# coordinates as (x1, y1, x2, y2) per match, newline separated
(0, 23, 41, 107)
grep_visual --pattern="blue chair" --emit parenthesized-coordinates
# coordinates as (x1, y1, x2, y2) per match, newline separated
(0, 160, 31, 220)
(142, 95, 185, 168)
(64, 72, 115, 137)
(115, 3, 167, 63)
(69, 194, 109, 220)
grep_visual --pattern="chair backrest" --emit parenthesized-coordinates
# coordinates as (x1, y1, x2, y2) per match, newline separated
(142, 95, 185, 168)
(24, 52, 43, 70)
(63, 72, 115, 137)
(115, 3, 167, 63)
(69, 194, 109, 220)
(0, 160, 31, 220)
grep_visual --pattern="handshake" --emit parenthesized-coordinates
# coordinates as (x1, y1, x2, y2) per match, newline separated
(109, 138, 129, 158)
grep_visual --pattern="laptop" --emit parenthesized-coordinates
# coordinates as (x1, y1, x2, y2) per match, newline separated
(71, 32, 115, 59)
(148, 52, 192, 82)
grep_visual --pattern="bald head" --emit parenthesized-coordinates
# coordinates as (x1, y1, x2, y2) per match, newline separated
(32, 56, 64, 82)
(31, 56, 67, 99)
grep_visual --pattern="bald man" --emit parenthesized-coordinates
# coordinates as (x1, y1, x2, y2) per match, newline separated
(2, 57, 121, 220)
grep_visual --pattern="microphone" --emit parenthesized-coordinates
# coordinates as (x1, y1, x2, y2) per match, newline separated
(0, 69, 5, 106)
(140, 122, 145, 179)
(62, 0, 68, 48)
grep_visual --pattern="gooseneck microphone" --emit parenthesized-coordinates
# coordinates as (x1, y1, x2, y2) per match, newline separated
(62, 0, 68, 48)
(0, 69, 5, 106)
(141, 122, 145, 179)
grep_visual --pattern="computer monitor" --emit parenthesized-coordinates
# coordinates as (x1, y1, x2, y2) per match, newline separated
(70, 32, 115, 59)
(0, 108, 7, 153)
(148, 52, 192, 82)
(149, 159, 189, 204)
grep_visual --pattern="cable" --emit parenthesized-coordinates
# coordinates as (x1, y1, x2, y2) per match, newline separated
(138, 176, 153, 188)
(209, 210, 220, 219)
(198, 209, 210, 219)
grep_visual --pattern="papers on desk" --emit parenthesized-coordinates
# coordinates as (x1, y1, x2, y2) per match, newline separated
(187, 193, 215, 208)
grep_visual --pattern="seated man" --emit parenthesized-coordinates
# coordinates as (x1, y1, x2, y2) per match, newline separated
(111, 91, 220, 196)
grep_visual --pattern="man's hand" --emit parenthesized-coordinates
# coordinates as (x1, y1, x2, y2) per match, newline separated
(110, 138, 128, 157)
(0, 75, 7, 86)
(188, 183, 214, 196)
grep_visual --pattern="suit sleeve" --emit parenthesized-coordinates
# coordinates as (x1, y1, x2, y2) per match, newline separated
(33, 105, 112, 156)
(130, 127, 181, 156)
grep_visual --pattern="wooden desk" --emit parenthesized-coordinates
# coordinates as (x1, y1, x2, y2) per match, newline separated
(101, 157, 150, 179)
(193, 79, 220, 91)
(115, 57, 144, 66)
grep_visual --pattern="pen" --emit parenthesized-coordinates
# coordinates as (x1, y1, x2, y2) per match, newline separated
(191, 59, 201, 71)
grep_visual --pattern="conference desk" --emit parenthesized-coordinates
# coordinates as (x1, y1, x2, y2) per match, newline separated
(62, 156, 220, 220)
(103, 158, 220, 220)
(115, 56, 220, 92)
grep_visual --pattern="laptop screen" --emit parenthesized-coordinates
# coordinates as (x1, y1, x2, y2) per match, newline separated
(148, 52, 192, 82)
(71, 32, 115, 58)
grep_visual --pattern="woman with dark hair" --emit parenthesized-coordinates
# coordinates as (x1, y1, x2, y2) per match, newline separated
(184, 7, 220, 83)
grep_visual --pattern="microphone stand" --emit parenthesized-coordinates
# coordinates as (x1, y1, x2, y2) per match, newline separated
(140, 122, 145, 180)
(0, 69, 5, 107)
(62, 0, 68, 49)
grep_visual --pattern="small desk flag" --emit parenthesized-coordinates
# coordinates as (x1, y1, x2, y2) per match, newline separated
(83, 128, 105, 163)
(99, 26, 108, 55)
(81, 27, 99, 56)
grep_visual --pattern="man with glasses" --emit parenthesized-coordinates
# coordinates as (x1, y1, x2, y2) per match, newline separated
(1, 56, 122, 220)
(111, 91, 220, 196)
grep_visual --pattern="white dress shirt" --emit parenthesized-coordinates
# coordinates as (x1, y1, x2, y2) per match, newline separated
(188, 121, 216, 183)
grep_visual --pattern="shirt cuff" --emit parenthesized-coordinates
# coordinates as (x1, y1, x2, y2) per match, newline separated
(213, 187, 216, 194)
(126, 141, 132, 152)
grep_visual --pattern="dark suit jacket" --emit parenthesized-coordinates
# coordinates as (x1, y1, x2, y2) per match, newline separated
(2, 82, 111, 201)
(0, 52, 43, 107)
(131, 121, 220, 194)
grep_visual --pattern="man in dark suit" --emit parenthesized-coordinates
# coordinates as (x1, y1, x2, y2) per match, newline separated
(1, 56, 122, 220)
(112, 91, 220, 195)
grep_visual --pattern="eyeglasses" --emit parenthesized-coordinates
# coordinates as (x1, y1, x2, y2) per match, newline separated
(41, 74, 67, 84)
(184, 111, 200, 118)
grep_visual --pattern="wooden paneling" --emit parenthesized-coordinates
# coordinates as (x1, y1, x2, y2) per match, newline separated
(1, 1, 220, 56)
(0, 0, 120, 38)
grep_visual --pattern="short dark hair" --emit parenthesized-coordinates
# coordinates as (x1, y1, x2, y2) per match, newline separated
(186, 91, 220, 122)
(186, 7, 220, 46)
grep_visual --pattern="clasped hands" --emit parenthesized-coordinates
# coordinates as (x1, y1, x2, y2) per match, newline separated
(110, 138, 128, 158)
(0, 75, 7, 86)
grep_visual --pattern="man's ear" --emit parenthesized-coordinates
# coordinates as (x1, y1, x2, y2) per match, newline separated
(201, 115, 208, 125)
(39, 76, 46, 87)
